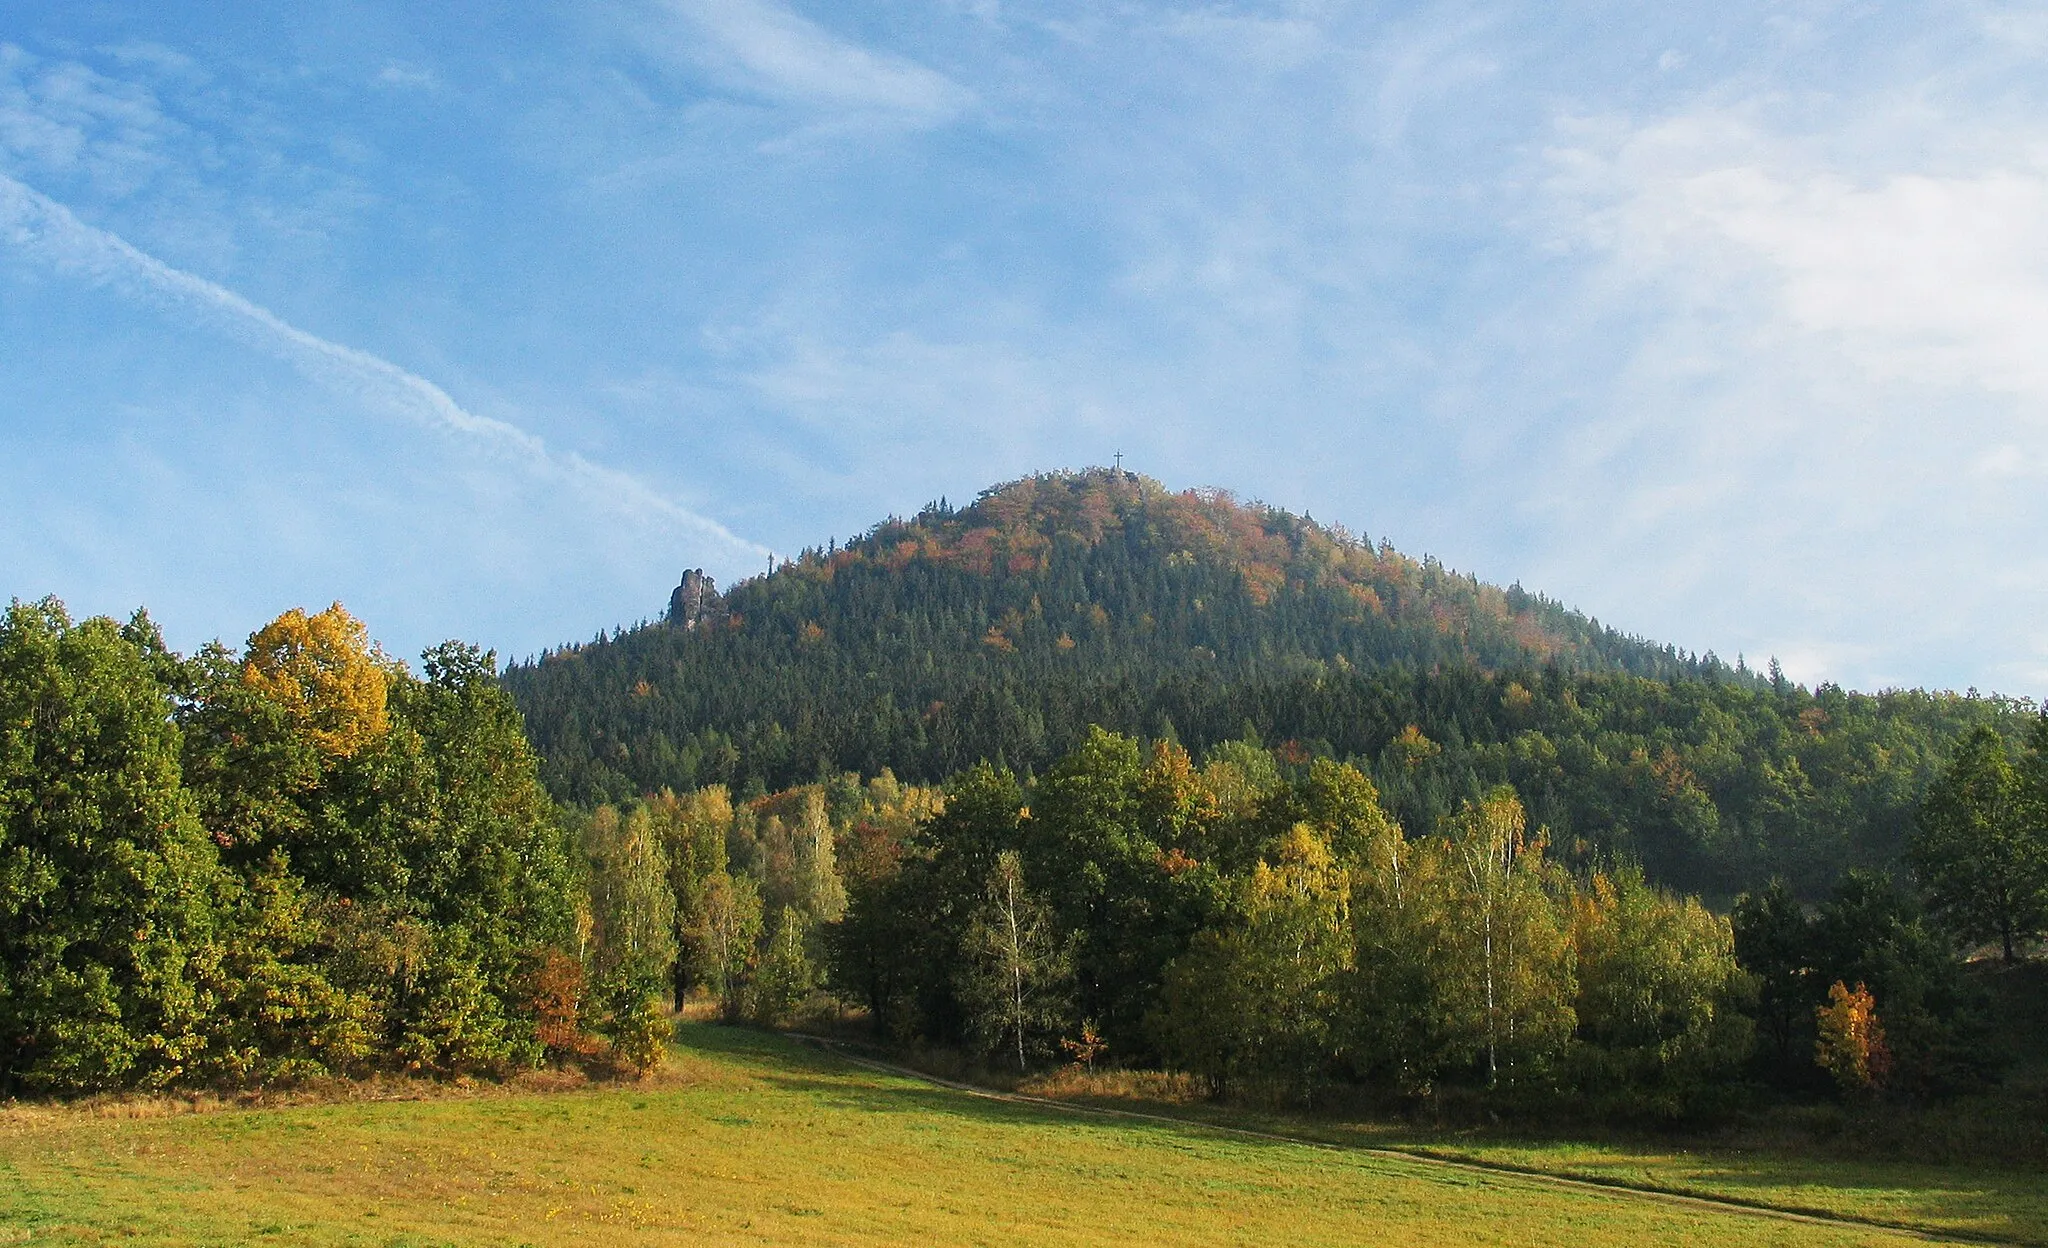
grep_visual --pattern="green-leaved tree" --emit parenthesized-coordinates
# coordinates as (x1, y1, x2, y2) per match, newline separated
(1910, 725, 2048, 961)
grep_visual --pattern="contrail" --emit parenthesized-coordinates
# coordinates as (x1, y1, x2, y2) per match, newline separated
(0, 172, 769, 561)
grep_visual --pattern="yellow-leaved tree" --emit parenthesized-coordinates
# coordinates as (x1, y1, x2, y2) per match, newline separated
(1816, 979, 1890, 1093)
(240, 603, 391, 760)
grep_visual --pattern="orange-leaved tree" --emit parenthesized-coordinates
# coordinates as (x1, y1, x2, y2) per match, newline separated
(1815, 979, 1890, 1092)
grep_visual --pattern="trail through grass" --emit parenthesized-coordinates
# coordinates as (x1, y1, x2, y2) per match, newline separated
(0, 1025, 2006, 1246)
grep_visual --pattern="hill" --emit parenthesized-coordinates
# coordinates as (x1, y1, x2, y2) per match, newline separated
(507, 468, 1709, 790)
(503, 468, 2025, 897)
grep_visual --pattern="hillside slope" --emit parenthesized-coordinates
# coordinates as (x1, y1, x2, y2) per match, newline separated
(503, 469, 2022, 897)
(508, 469, 1712, 793)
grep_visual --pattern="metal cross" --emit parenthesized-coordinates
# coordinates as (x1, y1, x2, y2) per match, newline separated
(1113, 450, 1124, 472)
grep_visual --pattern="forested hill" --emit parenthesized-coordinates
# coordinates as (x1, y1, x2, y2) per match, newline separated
(502, 468, 2028, 898)
(506, 469, 1708, 788)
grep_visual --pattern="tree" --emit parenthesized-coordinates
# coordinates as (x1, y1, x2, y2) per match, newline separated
(786, 788, 847, 928)
(1237, 826, 1352, 1095)
(1151, 927, 1257, 1096)
(196, 860, 378, 1084)
(1025, 727, 1194, 1054)
(0, 600, 589, 1091)
(1136, 741, 1218, 864)
(239, 604, 391, 761)
(1911, 725, 2048, 961)
(1155, 826, 1350, 1098)
(752, 907, 815, 1027)
(1443, 789, 1575, 1090)
(402, 642, 578, 1000)
(690, 871, 763, 1018)
(1570, 867, 1754, 1117)
(584, 804, 678, 1047)
(1278, 759, 1401, 868)
(1732, 880, 1814, 1070)
(1815, 980, 1889, 1093)
(912, 762, 1029, 1043)
(1809, 870, 1995, 1094)
(647, 785, 732, 998)
(1342, 806, 1452, 1094)
(0, 600, 220, 1093)
(956, 850, 1072, 1070)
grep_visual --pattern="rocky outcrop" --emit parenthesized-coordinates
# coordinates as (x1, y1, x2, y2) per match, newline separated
(667, 569, 725, 630)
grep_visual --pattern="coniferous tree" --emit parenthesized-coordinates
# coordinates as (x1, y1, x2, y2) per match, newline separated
(1732, 880, 1816, 1072)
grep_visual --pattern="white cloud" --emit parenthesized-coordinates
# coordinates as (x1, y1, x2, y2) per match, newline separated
(1523, 94, 2048, 691)
(657, 0, 973, 123)
(1555, 108, 2048, 406)
(0, 172, 768, 562)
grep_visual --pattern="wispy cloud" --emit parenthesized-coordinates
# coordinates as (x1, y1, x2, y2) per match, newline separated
(0, 42, 184, 198)
(375, 62, 440, 91)
(0, 172, 767, 561)
(654, 0, 973, 123)
(1550, 106, 2048, 407)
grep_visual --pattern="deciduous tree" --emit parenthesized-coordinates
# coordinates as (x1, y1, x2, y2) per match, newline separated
(957, 850, 1072, 1070)
(1911, 726, 2048, 961)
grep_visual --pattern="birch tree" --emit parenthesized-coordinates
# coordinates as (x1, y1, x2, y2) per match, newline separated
(957, 850, 1072, 1070)
(1445, 789, 1574, 1088)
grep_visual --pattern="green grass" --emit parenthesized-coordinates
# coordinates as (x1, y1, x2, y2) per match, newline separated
(999, 1079, 2048, 1244)
(0, 1025, 2000, 1246)
(1006, 1071, 2048, 1246)
(1387, 1136, 2047, 1245)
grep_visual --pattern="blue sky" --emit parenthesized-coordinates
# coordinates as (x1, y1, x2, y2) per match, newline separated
(5, 1, 2047, 693)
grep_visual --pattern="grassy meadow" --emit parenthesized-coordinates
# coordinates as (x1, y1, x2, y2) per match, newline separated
(1004, 1067, 2048, 1245)
(0, 1024, 2030, 1247)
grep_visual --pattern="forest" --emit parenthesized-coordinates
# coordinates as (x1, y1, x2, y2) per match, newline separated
(505, 470, 2028, 901)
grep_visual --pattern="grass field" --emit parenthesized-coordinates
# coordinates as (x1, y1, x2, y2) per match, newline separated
(0, 1025, 2028, 1246)
(1004, 1071, 2048, 1245)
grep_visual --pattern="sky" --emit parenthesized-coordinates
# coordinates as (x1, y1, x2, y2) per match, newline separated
(4, 1, 2047, 694)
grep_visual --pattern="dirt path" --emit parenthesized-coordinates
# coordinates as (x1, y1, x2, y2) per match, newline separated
(787, 1033, 2002, 1246)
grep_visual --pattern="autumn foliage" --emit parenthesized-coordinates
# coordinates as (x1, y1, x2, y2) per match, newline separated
(508, 468, 2026, 912)
(1815, 980, 1891, 1093)
(241, 603, 391, 760)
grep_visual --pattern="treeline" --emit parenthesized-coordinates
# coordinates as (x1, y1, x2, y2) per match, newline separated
(833, 730, 2000, 1113)
(567, 772, 940, 1031)
(590, 727, 2011, 1119)
(0, 600, 670, 1095)
(504, 471, 2025, 901)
